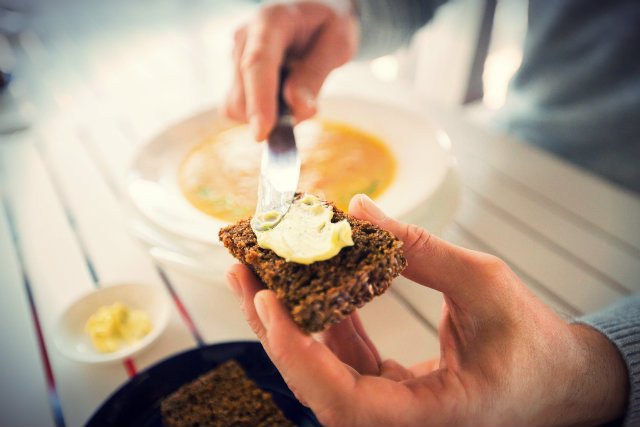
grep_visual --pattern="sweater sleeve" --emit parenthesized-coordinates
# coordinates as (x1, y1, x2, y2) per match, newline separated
(578, 294, 640, 426)
(355, 0, 448, 58)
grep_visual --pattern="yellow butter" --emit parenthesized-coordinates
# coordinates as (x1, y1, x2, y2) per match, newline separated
(85, 302, 152, 353)
(255, 194, 354, 264)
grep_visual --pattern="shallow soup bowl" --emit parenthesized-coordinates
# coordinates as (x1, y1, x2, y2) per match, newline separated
(126, 95, 458, 256)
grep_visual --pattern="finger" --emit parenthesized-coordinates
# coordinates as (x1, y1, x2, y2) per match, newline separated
(223, 81, 247, 122)
(240, 18, 290, 140)
(283, 78, 316, 124)
(223, 27, 248, 122)
(227, 267, 350, 411)
(284, 17, 356, 122)
(253, 289, 357, 414)
(348, 194, 494, 303)
(226, 264, 266, 341)
(292, 387, 309, 407)
(315, 314, 380, 375)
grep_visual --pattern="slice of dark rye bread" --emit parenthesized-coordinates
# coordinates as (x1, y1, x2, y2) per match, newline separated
(219, 198, 407, 333)
(161, 359, 294, 427)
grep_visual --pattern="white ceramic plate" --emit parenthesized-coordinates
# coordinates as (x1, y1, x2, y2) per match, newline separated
(126, 95, 458, 246)
(54, 284, 171, 364)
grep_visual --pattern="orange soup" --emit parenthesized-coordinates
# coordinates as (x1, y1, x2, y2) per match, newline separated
(179, 120, 396, 223)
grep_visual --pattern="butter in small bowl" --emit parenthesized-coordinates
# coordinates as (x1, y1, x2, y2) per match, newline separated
(54, 283, 170, 363)
(85, 302, 152, 353)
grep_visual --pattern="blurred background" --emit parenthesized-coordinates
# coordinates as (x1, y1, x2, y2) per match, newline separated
(0, 0, 527, 137)
(3, 5, 638, 426)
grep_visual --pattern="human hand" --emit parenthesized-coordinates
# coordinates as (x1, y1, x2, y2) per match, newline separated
(226, 194, 628, 427)
(223, 1, 359, 141)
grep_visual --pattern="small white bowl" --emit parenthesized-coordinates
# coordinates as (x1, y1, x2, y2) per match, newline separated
(54, 283, 170, 364)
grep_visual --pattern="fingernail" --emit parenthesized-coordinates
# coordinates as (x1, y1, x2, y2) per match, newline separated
(359, 194, 386, 221)
(295, 87, 316, 111)
(254, 292, 271, 330)
(226, 272, 243, 303)
(249, 115, 261, 140)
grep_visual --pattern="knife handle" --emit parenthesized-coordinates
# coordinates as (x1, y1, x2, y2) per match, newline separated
(277, 67, 292, 118)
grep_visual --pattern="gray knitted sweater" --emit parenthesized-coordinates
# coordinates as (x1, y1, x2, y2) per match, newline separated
(355, 0, 640, 424)
(580, 295, 640, 426)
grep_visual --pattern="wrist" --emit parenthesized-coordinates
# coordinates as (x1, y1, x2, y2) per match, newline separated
(561, 323, 628, 426)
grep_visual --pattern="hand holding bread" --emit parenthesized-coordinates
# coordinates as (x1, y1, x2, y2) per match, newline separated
(226, 194, 628, 427)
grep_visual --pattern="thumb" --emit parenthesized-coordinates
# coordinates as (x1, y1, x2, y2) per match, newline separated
(283, 51, 333, 122)
(348, 194, 492, 303)
(253, 290, 356, 414)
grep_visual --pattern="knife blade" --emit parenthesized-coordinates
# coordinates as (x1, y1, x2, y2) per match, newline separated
(251, 68, 301, 232)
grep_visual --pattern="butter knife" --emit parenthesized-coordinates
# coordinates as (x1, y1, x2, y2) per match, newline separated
(251, 69, 301, 232)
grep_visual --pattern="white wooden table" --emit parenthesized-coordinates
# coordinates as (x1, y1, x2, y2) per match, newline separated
(1, 1, 639, 426)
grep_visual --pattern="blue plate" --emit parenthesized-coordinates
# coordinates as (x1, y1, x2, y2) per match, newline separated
(86, 341, 321, 427)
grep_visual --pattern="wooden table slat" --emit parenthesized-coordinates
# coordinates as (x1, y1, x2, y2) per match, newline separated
(443, 118, 640, 252)
(458, 157, 640, 293)
(456, 192, 626, 313)
(1, 139, 131, 427)
(0, 196, 56, 427)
